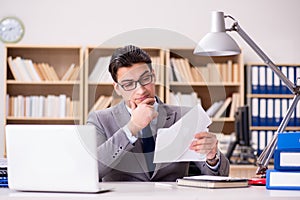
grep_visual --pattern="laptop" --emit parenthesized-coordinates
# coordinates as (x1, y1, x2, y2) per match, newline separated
(5, 124, 108, 193)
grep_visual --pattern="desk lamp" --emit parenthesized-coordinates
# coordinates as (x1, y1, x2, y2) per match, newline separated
(194, 11, 300, 175)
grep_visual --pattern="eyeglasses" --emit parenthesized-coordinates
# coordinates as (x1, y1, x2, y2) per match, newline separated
(118, 74, 154, 91)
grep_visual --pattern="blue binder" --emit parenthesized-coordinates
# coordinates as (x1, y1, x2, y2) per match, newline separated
(277, 132, 300, 149)
(266, 169, 300, 190)
(274, 148, 300, 171)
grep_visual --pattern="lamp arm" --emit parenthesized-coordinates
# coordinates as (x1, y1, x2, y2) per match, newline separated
(232, 23, 296, 93)
(256, 94, 300, 175)
(228, 22, 300, 175)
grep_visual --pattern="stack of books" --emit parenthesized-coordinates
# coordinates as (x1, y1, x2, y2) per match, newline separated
(177, 175, 248, 189)
(266, 132, 300, 190)
(0, 158, 8, 188)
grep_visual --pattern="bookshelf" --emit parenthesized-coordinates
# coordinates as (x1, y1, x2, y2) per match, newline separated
(4, 45, 84, 126)
(165, 48, 244, 134)
(84, 46, 165, 123)
(246, 64, 300, 155)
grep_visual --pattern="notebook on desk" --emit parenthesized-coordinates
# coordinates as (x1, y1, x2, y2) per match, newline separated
(5, 124, 108, 193)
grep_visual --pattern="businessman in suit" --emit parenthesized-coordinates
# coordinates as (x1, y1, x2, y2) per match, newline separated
(87, 45, 230, 181)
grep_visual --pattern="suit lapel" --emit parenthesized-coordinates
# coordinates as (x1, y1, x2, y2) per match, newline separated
(112, 100, 150, 178)
(111, 99, 179, 180)
(111, 100, 131, 128)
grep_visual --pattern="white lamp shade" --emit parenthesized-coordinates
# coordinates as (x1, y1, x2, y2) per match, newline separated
(194, 11, 241, 56)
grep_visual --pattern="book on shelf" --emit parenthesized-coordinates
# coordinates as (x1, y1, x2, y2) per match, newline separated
(249, 64, 299, 94)
(88, 56, 112, 83)
(89, 95, 113, 112)
(180, 58, 194, 82)
(170, 58, 184, 82)
(48, 65, 60, 81)
(226, 60, 233, 82)
(7, 94, 79, 118)
(266, 169, 300, 190)
(23, 59, 42, 82)
(151, 56, 161, 83)
(206, 100, 224, 117)
(232, 63, 239, 82)
(207, 63, 222, 83)
(67, 66, 80, 81)
(213, 97, 232, 118)
(249, 96, 300, 127)
(229, 93, 240, 118)
(36, 63, 50, 81)
(7, 56, 22, 81)
(61, 63, 76, 81)
(190, 67, 205, 82)
(169, 92, 200, 107)
(7, 56, 78, 82)
(274, 148, 300, 171)
(176, 175, 248, 189)
(14, 57, 32, 81)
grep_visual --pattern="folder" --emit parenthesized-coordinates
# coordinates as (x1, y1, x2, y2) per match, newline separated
(280, 66, 288, 94)
(266, 169, 300, 190)
(266, 99, 274, 126)
(266, 67, 273, 94)
(277, 132, 300, 149)
(258, 66, 266, 94)
(274, 148, 300, 171)
(287, 66, 295, 94)
(280, 99, 288, 123)
(273, 67, 280, 94)
(259, 98, 266, 126)
(274, 99, 281, 126)
(251, 65, 259, 94)
(251, 98, 259, 126)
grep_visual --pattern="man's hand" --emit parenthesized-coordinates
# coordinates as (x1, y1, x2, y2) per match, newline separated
(127, 98, 158, 136)
(189, 132, 218, 160)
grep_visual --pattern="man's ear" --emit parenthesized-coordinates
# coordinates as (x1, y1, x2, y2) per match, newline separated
(113, 82, 122, 96)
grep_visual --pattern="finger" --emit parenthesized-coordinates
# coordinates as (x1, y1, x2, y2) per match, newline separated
(129, 100, 137, 110)
(194, 132, 209, 139)
(140, 97, 155, 105)
(189, 138, 217, 151)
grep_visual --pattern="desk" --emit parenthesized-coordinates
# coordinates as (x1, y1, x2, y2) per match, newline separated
(1, 182, 300, 200)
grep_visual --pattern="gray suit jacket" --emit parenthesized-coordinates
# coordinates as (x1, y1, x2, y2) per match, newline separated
(87, 99, 230, 181)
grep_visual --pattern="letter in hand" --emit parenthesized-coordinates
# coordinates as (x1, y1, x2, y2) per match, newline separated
(189, 132, 218, 159)
(127, 98, 158, 136)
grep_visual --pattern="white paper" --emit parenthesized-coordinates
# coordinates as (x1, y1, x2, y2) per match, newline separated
(154, 104, 211, 163)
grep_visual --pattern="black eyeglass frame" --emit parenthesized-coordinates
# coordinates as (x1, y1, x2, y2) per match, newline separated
(117, 73, 154, 91)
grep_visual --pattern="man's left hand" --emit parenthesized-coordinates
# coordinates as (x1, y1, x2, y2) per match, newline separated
(189, 132, 218, 160)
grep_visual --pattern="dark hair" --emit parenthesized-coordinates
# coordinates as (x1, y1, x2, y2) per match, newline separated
(108, 45, 152, 82)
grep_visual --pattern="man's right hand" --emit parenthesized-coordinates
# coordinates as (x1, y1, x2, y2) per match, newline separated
(127, 98, 158, 136)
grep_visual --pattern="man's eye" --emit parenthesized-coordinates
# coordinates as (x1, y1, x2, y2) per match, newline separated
(141, 75, 151, 82)
(122, 82, 135, 88)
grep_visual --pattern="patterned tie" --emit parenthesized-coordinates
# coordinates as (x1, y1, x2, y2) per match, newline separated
(142, 124, 156, 176)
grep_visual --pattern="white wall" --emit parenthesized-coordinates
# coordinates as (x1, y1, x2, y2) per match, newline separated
(1, 0, 300, 157)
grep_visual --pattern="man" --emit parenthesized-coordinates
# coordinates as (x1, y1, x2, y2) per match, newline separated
(87, 45, 230, 181)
